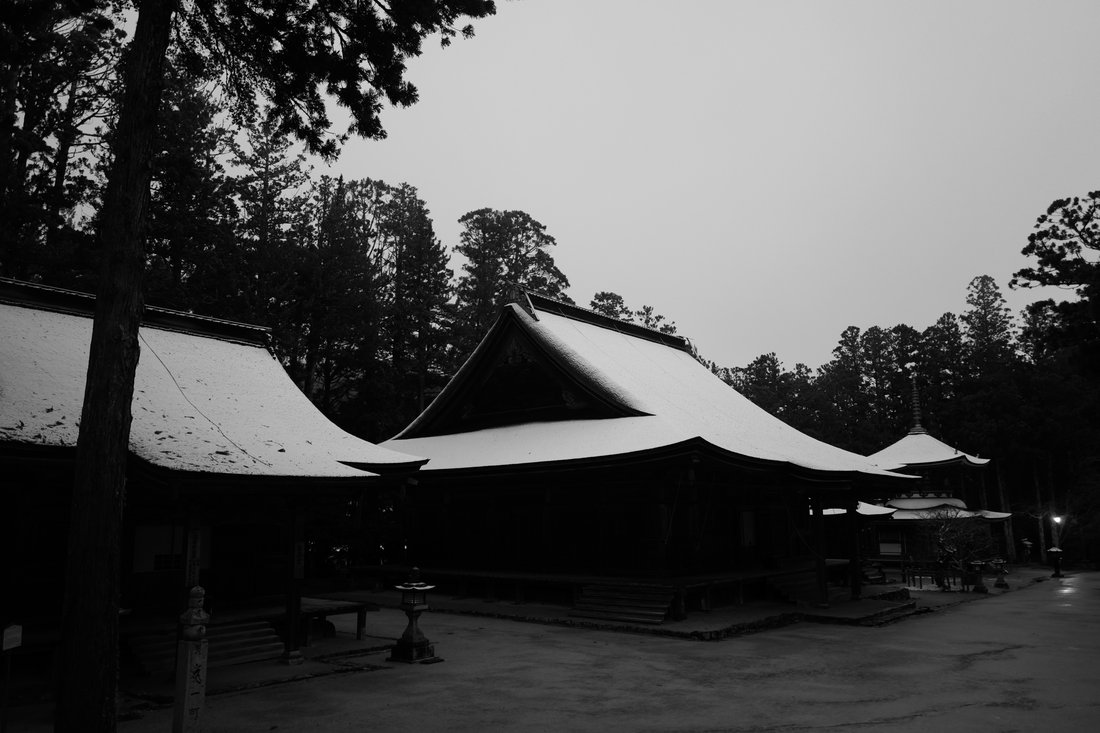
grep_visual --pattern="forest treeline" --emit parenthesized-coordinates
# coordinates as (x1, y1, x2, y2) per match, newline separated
(0, 24, 675, 440)
(2, 7, 1098, 561)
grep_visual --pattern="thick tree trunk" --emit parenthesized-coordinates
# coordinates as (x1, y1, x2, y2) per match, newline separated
(55, 1, 176, 731)
(1032, 459, 1048, 566)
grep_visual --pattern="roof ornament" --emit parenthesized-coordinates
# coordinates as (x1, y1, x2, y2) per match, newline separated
(908, 372, 927, 435)
(508, 282, 538, 320)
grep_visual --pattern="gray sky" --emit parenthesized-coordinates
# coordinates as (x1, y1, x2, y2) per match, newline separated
(329, 0, 1100, 370)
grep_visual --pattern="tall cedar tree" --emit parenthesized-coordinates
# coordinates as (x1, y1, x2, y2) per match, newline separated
(0, 0, 124, 282)
(382, 183, 454, 428)
(143, 57, 240, 314)
(231, 107, 311, 333)
(297, 177, 390, 420)
(1011, 191, 1100, 369)
(58, 1, 495, 729)
(454, 207, 571, 357)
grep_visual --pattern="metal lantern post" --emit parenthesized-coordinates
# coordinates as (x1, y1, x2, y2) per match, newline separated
(389, 568, 441, 664)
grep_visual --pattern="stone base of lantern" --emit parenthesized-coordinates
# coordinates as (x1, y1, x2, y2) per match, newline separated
(388, 637, 440, 664)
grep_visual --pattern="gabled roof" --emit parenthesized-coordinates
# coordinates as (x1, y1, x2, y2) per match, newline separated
(0, 279, 425, 479)
(386, 294, 910, 483)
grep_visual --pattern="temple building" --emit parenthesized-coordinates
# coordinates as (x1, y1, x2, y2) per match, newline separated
(382, 293, 913, 620)
(864, 379, 1011, 568)
(0, 278, 425, 667)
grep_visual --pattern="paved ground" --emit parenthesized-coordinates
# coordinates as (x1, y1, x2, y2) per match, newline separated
(8, 567, 1097, 732)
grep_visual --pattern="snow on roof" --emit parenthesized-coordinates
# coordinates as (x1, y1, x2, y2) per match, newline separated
(386, 300, 910, 481)
(889, 507, 1011, 522)
(821, 501, 899, 516)
(868, 431, 989, 471)
(0, 301, 424, 478)
(886, 497, 968, 510)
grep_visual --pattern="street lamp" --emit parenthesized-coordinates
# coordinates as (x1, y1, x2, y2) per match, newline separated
(388, 567, 441, 664)
(1051, 515, 1063, 548)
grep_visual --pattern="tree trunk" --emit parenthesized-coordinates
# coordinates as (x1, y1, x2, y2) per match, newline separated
(1032, 459, 1048, 566)
(55, 1, 177, 731)
(995, 461, 1016, 562)
(45, 77, 80, 254)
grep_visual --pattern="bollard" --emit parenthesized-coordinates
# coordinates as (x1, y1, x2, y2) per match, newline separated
(1048, 547, 1064, 578)
(992, 559, 1009, 589)
(173, 586, 210, 733)
(968, 561, 988, 593)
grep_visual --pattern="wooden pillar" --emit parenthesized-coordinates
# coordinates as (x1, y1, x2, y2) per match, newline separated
(813, 493, 828, 608)
(282, 506, 304, 665)
(183, 507, 202, 594)
(848, 494, 862, 601)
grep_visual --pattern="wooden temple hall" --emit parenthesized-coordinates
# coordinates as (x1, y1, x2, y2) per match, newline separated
(381, 293, 916, 619)
(0, 278, 426, 672)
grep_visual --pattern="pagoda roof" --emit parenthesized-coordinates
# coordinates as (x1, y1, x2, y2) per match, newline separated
(386, 294, 911, 485)
(0, 279, 425, 479)
(889, 506, 1012, 522)
(822, 501, 899, 516)
(868, 430, 989, 471)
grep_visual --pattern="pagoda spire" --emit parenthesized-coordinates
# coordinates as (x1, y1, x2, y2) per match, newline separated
(908, 373, 927, 435)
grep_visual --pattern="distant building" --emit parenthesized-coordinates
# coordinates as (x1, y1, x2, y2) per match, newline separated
(865, 379, 1010, 568)
(383, 293, 912, 619)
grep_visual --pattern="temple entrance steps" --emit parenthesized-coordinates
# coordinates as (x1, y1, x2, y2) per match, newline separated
(126, 620, 284, 674)
(766, 571, 851, 606)
(569, 583, 675, 625)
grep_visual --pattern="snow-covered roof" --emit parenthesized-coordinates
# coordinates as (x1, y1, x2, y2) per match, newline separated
(0, 289, 425, 478)
(880, 496, 1009, 521)
(890, 507, 1012, 522)
(386, 295, 911, 483)
(822, 501, 899, 516)
(886, 496, 968, 510)
(868, 430, 989, 471)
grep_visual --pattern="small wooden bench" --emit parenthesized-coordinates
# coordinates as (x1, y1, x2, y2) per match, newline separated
(299, 597, 378, 646)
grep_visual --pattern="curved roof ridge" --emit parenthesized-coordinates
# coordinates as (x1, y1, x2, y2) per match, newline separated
(525, 291, 692, 352)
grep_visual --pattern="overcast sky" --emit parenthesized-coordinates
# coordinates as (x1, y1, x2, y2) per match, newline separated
(328, 0, 1100, 370)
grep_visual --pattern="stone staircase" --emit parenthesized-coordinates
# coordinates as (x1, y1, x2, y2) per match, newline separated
(569, 583, 675, 625)
(126, 620, 284, 674)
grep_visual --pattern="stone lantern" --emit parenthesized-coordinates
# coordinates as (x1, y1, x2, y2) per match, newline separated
(388, 568, 441, 664)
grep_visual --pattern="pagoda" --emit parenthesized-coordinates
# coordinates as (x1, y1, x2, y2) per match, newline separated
(865, 377, 1010, 566)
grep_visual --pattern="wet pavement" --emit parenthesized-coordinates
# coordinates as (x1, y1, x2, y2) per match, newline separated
(8, 566, 1096, 731)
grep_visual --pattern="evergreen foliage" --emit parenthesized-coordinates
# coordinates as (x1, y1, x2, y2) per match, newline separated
(453, 207, 572, 356)
(730, 270, 1100, 568)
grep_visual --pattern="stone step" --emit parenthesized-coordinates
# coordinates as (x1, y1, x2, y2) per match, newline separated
(569, 583, 674, 625)
(126, 620, 284, 673)
(572, 603, 664, 620)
